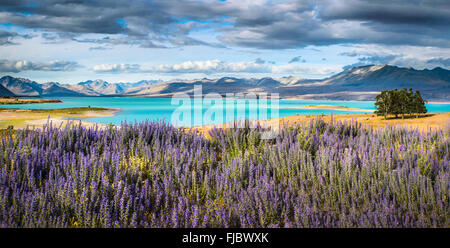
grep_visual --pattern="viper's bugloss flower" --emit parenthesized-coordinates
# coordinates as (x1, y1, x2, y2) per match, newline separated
(0, 119, 448, 227)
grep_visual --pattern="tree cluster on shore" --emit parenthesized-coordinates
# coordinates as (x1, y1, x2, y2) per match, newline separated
(375, 88, 427, 119)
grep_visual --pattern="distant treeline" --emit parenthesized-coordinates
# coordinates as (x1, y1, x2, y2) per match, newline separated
(375, 88, 427, 119)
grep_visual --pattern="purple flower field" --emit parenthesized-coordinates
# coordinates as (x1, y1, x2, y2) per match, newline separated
(0, 119, 448, 227)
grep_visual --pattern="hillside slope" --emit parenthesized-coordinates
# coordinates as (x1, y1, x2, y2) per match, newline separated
(0, 84, 15, 97)
(1, 65, 449, 100)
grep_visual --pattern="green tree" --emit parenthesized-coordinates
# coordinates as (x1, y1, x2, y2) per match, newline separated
(413, 90, 427, 118)
(389, 89, 402, 118)
(399, 89, 406, 119)
(374, 88, 427, 119)
(374, 90, 390, 119)
(406, 88, 415, 117)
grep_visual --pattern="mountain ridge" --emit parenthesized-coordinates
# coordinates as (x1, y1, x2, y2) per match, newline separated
(1, 65, 449, 101)
(0, 83, 15, 97)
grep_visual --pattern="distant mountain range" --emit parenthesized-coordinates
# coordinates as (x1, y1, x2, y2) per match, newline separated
(0, 84, 14, 97)
(1, 65, 449, 101)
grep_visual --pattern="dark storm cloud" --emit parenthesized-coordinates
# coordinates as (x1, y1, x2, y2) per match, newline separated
(41, 32, 79, 44)
(168, 36, 225, 48)
(0, 0, 172, 34)
(255, 58, 265, 64)
(74, 35, 167, 48)
(0, 30, 32, 45)
(0, 59, 81, 72)
(88, 46, 111, 51)
(342, 54, 398, 69)
(318, 0, 450, 26)
(317, 0, 450, 46)
(289, 56, 306, 63)
(216, 0, 352, 49)
(219, 0, 450, 49)
(340, 52, 359, 57)
(0, 12, 125, 34)
(0, 30, 19, 45)
(0, 0, 208, 47)
(0, 0, 449, 49)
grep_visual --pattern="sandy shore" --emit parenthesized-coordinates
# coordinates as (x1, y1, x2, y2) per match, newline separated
(276, 105, 374, 112)
(428, 101, 450, 104)
(0, 107, 118, 129)
(84, 108, 121, 117)
(23, 109, 120, 128)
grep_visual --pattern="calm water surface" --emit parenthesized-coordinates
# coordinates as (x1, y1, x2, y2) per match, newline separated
(1, 97, 449, 126)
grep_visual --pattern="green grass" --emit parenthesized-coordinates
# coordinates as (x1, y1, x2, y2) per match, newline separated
(24, 107, 109, 113)
(0, 98, 62, 105)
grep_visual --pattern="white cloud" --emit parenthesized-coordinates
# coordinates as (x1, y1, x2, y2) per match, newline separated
(271, 64, 340, 75)
(93, 63, 141, 73)
(92, 60, 339, 76)
(341, 44, 450, 69)
(93, 60, 270, 74)
(153, 60, 270, 73)
(0, 59, 80, 73)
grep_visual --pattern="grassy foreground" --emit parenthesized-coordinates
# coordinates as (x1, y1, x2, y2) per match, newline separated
(197, 113, 450, 136)
(0, 119, 448, 227)
(279, 113, 450, 131)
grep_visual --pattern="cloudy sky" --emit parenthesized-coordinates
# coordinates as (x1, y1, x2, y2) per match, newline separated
(0, 0, 449, 84)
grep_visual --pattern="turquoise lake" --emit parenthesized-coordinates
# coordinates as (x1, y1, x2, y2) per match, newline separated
(1, 97, 450, 126)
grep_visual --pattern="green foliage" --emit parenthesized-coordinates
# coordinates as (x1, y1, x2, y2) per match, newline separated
(0, 98, 62, 105)
(375, 88, 427, 119)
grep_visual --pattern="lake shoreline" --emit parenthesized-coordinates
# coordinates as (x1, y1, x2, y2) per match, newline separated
(0, 107, 119, 129)
(49, 95, 450, 103)
(275, 105, 374, 112)
(0, 97, 449, 130)
(2, 110, 449, 133)
(0, 97, 62, 105)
